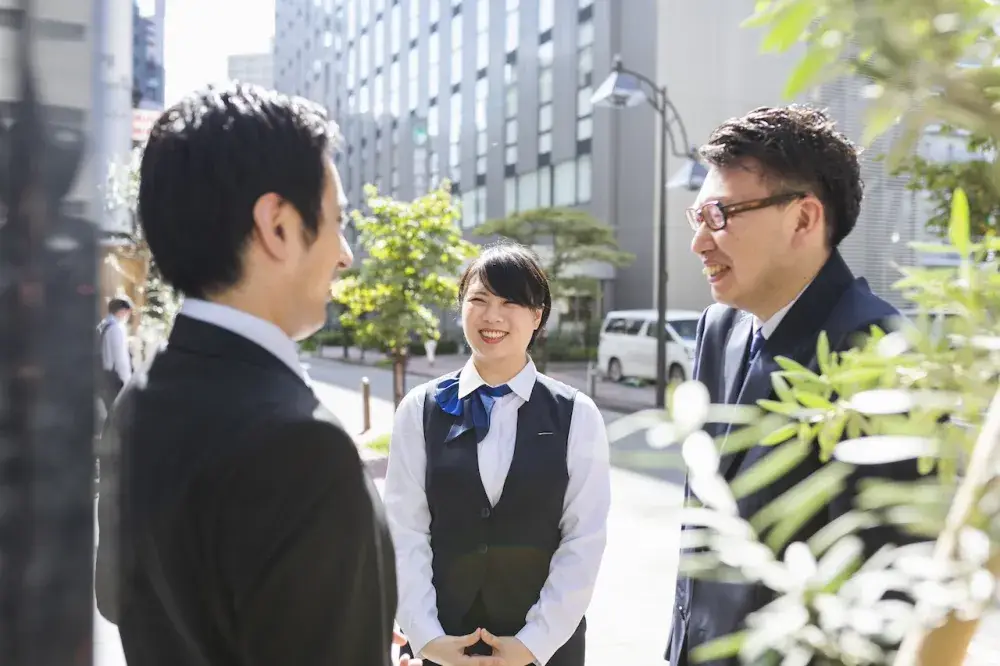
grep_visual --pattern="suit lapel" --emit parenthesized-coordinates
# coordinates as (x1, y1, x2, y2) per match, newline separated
(724, 313, 753, 405)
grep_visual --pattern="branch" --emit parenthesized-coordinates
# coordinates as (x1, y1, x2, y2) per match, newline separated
(893, 386, 1000, 666)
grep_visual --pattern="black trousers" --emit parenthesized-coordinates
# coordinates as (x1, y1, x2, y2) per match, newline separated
(403, 594, 586, 666)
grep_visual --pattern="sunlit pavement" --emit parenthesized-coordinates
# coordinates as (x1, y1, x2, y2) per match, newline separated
(93, 359, 999, 665)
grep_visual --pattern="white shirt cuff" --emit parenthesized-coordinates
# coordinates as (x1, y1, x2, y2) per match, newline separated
(408, 621, 446, 659)
(515, 623, 551, 666)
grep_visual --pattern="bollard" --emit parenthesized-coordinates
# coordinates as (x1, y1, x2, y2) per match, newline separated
(362, 377, 371, 432)
(588, 361, 597, 397)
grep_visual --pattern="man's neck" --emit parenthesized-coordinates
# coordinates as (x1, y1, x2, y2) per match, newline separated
(204, 288, 290, 337)
(751, 251, 829, 323)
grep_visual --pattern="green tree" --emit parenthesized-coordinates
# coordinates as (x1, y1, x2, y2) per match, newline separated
(333, 181, 479, 406)
(889, 130, 998, 238)
(473, 207, 633, 368)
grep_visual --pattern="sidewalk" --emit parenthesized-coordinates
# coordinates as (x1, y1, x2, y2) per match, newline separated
(305, 346, 657, 413)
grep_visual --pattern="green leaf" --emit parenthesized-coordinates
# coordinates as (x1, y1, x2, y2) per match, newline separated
(862, 97, 903, 146)
(771, 373, 794, 402)
(751, 462, 853, 534)
(690, 630, 749, 663)
(730, 439, 810, 499)
(757, 399, 802, 417)
(816, 331, 831, 376)
(774, 356, 815, 376)
(794, 390, 833, 410)
(784, 47, 834, 98)
(760, 0, 815, 53)
(949, 187, 971, 255)
(759, 421, 799, 446)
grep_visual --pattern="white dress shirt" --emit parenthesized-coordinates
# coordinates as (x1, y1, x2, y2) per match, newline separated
(384, 359, 611, 666)
(100, 315, 133, 385)
(179, 299, 309, 383)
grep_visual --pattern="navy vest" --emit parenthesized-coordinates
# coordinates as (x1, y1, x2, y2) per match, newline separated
(421, 371, 577, 636)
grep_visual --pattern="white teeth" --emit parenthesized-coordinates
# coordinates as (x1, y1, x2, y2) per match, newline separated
(703, 265, 729, 277)
(481, 330, 507, 339)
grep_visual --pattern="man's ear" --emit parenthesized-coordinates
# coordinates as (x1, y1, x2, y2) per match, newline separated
(252, 193, 292, 260)
(794, 194, 825, 244)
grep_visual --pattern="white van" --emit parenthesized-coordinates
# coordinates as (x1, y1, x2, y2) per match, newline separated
(597, 309, 701, 384)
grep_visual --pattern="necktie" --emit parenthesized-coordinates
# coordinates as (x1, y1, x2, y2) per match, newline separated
(749, 328, 766, 362)
(434, 377, 513, 443)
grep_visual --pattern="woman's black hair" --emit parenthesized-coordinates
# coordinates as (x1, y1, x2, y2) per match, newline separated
(458, 241, 552, 346)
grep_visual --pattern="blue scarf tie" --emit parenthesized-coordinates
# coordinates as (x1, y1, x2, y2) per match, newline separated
(434, 376, 513, 443)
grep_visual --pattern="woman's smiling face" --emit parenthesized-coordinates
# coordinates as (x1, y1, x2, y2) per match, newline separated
(461, 275, 542, 363)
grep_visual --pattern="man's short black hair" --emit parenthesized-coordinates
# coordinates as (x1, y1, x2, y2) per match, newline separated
(458, 241, 552, 346)
(108, 297, 133, 315)
(138, 83, 337, 298)
(699, 104, 863, 247)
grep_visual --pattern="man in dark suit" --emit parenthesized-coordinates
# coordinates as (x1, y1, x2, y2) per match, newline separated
(95, 84, 405, 665)
(667, 106, 914, 666)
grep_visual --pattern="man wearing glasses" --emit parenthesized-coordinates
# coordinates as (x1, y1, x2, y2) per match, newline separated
(668, 105, 915, 666)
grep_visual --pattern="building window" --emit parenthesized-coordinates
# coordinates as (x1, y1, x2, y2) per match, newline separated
(554, 160, 576, 206)
(538, 166, 552, 207)
(504, 59, 518, 167)
(475, 186, 487, 225)
(390, 3, 401, 54)
(505, 0, 519, 53)
(429, 31, 440, 98)
(538, 40, 553, 158)
(505, 176, 518, 214)
(518, 170, 538, 210)
(461, 188, 476, 229)
(360, 32, 370, 76)
(475, 76, 488, 130)
(374, 18, 385, 67)
(577, 154, 592, 203)
(390, 60, 401, 115)
(408, 47, 419, 111)
(576, 20, 594, 143)
(450, 9, 463, 86)
(476, 0, 490, 70)
(450, 90, 462, 182)
(409, 0, 420, 40)
(539, 0, 554, 34)
(373, 73, 385, 115)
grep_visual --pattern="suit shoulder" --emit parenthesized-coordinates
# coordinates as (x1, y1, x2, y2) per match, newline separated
(700, 303, 741, 336)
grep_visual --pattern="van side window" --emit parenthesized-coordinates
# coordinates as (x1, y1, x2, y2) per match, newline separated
(605, 318, 628, 334)
(625, 319, 644, 335)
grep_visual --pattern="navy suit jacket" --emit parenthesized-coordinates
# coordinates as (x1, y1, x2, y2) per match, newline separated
(667, 251, 913, 666)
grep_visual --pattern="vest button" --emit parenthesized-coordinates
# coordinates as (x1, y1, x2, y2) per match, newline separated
(478, 544, 489, 555)
(480, 507, 491, 519)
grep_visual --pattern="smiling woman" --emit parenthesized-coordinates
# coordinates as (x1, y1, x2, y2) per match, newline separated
(384, 240, 612, 666)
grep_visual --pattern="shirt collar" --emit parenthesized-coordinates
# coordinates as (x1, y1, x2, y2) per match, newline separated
(179, 298, 306, 381)
(754, 283, 810, 340)
(458, 357, 537, 401)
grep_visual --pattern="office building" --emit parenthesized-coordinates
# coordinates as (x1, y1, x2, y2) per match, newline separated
(229, 50, 275, 89)
(275, 0, 660, 321)
(132, 0, 164, 109)
(275, 0, 937, 318)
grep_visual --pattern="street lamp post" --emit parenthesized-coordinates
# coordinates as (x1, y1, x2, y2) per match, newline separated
(592, 55, 705, 409)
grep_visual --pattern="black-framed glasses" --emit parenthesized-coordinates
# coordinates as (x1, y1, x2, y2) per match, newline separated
(685, 192, 809, 232)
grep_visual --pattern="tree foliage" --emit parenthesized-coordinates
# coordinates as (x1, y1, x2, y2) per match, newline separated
(473, 206, 634, 314)
(332, 180, 478, 359)
(888, 130, 998, 238)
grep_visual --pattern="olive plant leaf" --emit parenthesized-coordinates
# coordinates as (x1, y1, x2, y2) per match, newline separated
(689, 630, 748, 664)
(949, 187, 972, 255)
(834, 436, 938, 465)
(730, 438, 811, 500)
